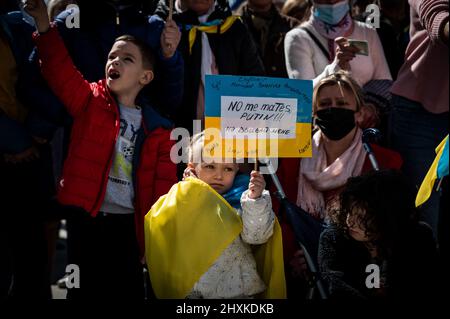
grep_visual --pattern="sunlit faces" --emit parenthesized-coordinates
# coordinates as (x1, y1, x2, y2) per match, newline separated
(187, 0, 214, 15)
(190, 162, 239, 195)
(315, 84, 359, 113)
(105, 40, 153, 97)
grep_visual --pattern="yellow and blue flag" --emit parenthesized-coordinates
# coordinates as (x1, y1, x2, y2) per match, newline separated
(144, 177, 286, 299)
(416, 135, 449, 207)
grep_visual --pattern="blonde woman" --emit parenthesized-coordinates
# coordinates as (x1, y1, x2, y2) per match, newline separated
(272, 71, 401, 297)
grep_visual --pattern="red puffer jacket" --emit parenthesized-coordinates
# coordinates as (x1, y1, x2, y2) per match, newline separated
(34, 26, 178, 256)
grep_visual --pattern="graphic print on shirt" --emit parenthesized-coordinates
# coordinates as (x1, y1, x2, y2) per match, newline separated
(109, 118, 139, 186)
(100, 105, 142, 213)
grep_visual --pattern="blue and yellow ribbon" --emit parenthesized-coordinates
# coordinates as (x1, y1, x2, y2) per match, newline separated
(186, 16, 241, 54)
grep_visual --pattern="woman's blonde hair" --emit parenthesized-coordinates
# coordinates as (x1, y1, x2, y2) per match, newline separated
(312, 71, 364, 114)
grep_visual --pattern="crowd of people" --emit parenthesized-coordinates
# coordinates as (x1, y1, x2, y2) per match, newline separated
(0, 0, 448, 300)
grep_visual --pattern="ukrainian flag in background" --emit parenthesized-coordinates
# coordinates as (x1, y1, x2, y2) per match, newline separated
(416, 135, 449, 207)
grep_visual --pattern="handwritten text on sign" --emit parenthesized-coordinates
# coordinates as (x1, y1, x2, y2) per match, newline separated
(221, 96, 297, 139)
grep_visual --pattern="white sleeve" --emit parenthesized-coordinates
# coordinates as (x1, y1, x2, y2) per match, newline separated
(312, 61, 342, 87)
(239, 189, 275, 245)
(285, 27, 341, 87)
(285, 28, 318, 80)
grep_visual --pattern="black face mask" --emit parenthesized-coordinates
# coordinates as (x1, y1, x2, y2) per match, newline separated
(315, 108, 356, 141)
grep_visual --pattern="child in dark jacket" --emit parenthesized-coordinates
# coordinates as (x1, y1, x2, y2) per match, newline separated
(24, 0, 179, 299)
(318, 169, 439, 300)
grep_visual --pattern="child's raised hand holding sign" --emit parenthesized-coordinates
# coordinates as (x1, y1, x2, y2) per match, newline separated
(248, 170, 266, 199)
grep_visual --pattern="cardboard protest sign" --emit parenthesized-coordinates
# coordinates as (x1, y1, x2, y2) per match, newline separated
(204, 75, 312, 159)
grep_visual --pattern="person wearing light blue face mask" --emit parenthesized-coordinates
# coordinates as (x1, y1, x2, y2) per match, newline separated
(284, 0, 392, 131)
(313, 0, 350, 25)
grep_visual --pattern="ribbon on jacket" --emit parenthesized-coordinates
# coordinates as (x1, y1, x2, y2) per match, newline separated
(186, 15, 241, 54)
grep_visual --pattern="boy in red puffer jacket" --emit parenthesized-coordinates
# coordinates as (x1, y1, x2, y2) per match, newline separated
(24, 0, 180, 299)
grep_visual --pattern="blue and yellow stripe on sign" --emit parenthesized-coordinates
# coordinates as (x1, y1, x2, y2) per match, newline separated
(204, 117, 312, 158)
(204, 75, 313, 158)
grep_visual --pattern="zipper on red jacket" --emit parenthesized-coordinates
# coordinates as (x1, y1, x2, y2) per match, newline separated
(133, 118, 150, 258)
(133, 118, 149, 218)
(91, 91, 121, 216)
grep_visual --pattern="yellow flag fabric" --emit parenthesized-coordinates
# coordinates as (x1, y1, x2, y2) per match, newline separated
(144, 177, 286, 299)
(188, 16, 241, 54)
(253, 220, 286, 299)
(416, 135, 449, 207)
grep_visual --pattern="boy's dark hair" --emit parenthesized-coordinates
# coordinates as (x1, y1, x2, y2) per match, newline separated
(114, 35, 155, 71)
(329, 169, 419, 257)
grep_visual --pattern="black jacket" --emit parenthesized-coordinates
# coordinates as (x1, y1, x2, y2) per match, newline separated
(157, 0, 265, 132)
(239, 4, 299, 78)
(0, 12, 55, 153)
(318, 222, 439, 300)
(0, 12, 56, 204)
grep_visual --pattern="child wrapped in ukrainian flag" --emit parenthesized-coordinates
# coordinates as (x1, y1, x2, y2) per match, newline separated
(144, 131, 286, 299)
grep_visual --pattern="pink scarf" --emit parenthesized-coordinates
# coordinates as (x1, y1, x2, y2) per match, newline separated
(296, 129, 366, 219)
